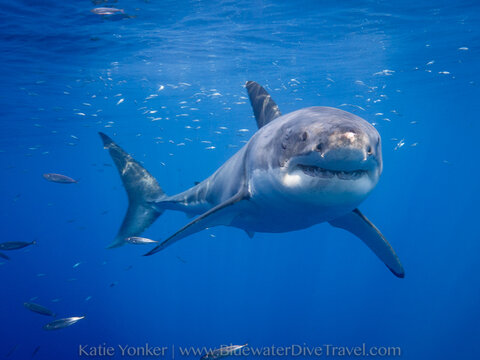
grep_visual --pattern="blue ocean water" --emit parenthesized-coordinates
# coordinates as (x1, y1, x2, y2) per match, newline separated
(0, 0, 479, 359)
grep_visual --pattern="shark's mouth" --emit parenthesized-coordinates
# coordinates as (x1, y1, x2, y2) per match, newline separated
(297, 164, 367, 180)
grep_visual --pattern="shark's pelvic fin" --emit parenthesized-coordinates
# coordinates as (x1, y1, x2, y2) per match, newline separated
(329, 209, 405, 278)
(144, 190, 250, 256)
(246, 81, 282, 129)
(245, 230, 255, 238)
(99, 132, 165, 248)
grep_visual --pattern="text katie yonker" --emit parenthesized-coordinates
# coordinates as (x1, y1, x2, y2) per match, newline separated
(78, 343, 402, 357)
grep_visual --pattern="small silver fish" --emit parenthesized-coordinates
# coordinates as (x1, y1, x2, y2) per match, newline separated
(201, 344, 248, 359)
(32, 345, 40, 358)
(43, 173, 78, 184)
(5, 345, 17, 357)
(43, 316, 85, 330)
(0, 240, 36, 250)
(24, 302, 55, 317)
(124, 236, 159, 245)
(91, 7, 125, 15)
(176, 255, 187, 264)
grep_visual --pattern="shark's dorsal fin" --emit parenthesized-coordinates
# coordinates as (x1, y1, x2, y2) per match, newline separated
(329, 209, 405, 278)
(246, 81, 282, 129)
(144, 190, 250, 256)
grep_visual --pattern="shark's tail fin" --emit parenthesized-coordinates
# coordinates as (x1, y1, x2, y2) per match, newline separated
(99, 132, 165, 248)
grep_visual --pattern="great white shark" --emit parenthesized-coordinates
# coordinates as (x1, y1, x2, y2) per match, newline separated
(99, 81, 404, 278)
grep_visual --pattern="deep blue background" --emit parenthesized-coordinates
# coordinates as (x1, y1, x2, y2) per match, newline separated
(0, 0, 479, 359)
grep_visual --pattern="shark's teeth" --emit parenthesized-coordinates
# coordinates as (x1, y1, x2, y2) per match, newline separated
(297, 164, 366, 180)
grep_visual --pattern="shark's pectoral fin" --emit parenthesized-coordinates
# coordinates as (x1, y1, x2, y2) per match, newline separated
(329, 209, 405, 278)
(144, 190, 250, 256)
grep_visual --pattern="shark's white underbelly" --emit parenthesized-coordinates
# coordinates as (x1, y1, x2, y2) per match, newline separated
(230, 194, 356, 233)
(231, 168, 369, 232)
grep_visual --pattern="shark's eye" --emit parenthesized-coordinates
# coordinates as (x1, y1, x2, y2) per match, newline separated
(316, 143, 323, 152)
(367, 145, 373, 155)
(301, 131, 308, 141)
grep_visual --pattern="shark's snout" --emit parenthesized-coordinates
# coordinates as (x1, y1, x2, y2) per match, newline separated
(313, 128, 379, 172)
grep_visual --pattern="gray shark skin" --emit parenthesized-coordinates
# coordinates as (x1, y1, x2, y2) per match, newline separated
(100, 81, 404, 278)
